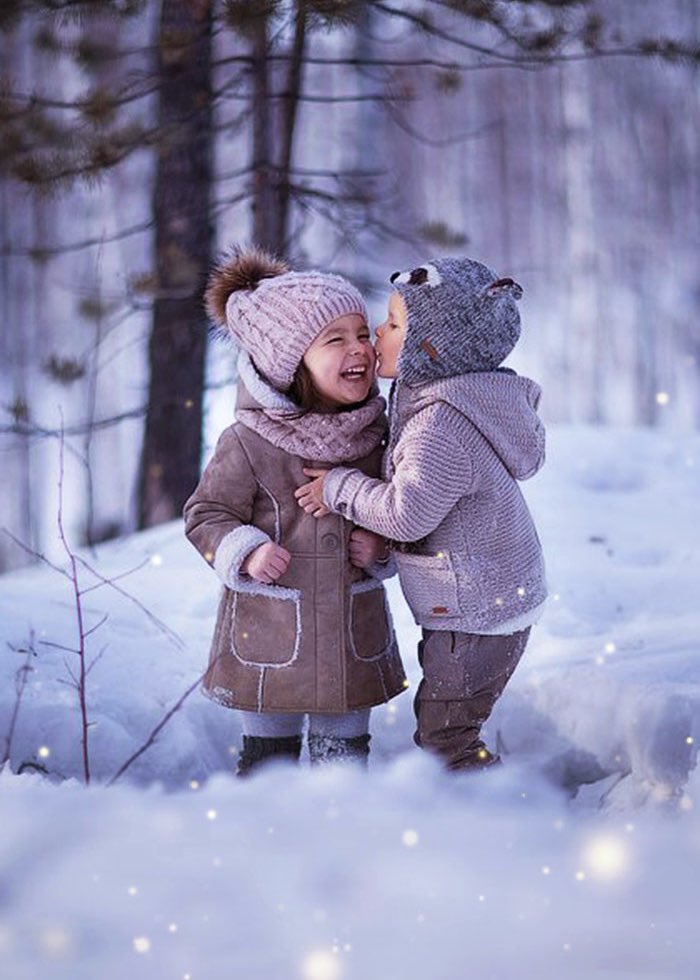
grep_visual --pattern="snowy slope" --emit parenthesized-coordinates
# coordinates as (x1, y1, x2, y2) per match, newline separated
(1, 425, 699, 979)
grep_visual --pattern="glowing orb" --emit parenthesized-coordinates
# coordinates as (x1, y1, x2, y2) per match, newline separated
(133, 936, 151, 954)
(402, 829, 419, 847)
(301, 949, 341, 980)
(582, 834, 629, 878)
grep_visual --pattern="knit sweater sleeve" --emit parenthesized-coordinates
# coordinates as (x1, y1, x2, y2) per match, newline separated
(323, 403, 475, 543)
(183, 426, 272, 588)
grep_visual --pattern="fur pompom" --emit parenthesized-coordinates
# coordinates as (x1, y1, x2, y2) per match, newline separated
(204, 246, 289, 326)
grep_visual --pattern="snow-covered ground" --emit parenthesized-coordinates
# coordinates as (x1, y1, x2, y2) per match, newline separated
(1, 425, 699, 980)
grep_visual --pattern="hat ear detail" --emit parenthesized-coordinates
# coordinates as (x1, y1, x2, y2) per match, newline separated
(390, 264, 442, 288)
(484, 277, 523, 301)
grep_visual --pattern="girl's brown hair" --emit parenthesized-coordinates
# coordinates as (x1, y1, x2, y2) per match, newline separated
(286, 360, 371, 415)
(287, 360, 320, 413)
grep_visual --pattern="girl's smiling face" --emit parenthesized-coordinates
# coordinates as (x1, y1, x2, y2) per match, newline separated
(375, 291, 408, 379)
(302, 314, 375, 409)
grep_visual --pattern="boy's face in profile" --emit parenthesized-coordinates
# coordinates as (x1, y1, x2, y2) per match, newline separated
(374, 291, 408, 379)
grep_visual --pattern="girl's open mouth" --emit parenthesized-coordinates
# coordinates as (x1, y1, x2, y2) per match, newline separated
(340, 365, 368, 381)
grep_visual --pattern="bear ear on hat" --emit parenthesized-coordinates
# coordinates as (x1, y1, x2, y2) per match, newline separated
(390, 264, 442, 287)
(483, 277, 523, 301)
(205, 245, 288, 326)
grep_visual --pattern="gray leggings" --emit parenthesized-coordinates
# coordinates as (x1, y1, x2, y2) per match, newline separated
(239, 708, 370, 739)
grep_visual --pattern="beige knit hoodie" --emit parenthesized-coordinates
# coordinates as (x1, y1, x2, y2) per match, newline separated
(323, 371, 547, 633)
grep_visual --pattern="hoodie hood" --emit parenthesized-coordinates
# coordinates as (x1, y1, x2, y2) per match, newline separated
(397, 370, 544, 481)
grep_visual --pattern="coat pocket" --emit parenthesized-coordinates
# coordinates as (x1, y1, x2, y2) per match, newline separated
(395, 550, 461, 621)
(348, 578, 393, 661)
(230, 583, 302, 668)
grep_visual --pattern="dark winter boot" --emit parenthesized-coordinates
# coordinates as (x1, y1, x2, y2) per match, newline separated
(308, 733, 371, 768)
(236, 734, 302, 778)
(453, 740, 502, 772)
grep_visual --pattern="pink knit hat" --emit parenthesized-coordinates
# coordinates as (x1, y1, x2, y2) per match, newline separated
(204, 246, 368, 391)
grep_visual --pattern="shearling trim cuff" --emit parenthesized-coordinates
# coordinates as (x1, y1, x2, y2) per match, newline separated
(213, 524, 272, 589)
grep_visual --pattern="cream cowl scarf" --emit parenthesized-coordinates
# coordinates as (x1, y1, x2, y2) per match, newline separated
(234, 351, 387, 463)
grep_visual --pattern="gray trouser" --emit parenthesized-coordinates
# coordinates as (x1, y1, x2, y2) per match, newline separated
(239, 708, 371, 739)
(413, 628, 530, 769)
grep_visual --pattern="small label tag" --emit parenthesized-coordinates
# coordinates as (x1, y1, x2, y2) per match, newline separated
(432, 606, 449, 615)
(420, 339, 440, 361)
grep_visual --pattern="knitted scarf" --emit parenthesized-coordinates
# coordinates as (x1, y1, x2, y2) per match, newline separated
(235, 351, 387, 464)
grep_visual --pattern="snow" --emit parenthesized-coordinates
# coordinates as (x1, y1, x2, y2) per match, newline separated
(1, 425, 699, 979)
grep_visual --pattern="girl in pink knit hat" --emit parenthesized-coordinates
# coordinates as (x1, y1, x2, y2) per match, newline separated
(184, 247, 406, 776)
(296, 256, 547, 771)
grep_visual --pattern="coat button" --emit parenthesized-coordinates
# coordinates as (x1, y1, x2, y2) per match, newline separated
(321, 532, 339, 551)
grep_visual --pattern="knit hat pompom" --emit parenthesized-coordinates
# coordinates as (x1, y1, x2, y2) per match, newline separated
(205, 246, 289, 327)
(204, 243, 368, 392)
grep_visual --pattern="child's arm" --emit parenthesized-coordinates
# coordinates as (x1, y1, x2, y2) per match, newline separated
(349, 528, 396, 580)
(184, 427, 289, 587)
(348, 528, 390, 568)
(296, 403, 476, 543)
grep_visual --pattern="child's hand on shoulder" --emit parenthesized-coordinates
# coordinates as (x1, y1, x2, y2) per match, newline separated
(241, 542, 291, 584)
(349, 529, 389, 569)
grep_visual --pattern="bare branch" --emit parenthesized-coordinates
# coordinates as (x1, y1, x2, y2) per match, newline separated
(1, 635, 36, 768)
(82, 613, 110, 640)
(79, 557, 151, 596)
(39, 639, 81, 654)
(107, 670, 205, 786)
(56, 424, 91, 785)
(62, 658, 80, 690)
(1, 528, 71, 580)
(73, 555, 186, 651)
(86, 647, 107, 677)
(383, 99, 500, 148)
(0, 407, 146, 439)
(0, 220, 154, 259)
(3, 80, 161, 114)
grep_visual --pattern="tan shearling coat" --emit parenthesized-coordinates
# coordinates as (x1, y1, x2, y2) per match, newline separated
(184, 355, 406, 714)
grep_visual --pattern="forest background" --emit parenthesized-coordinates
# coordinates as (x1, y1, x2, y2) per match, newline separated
(1, 0, 699, 574)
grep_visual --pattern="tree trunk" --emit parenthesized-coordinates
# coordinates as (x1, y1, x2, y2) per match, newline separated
(250, 11, 277, 251)
(138, 0, 213, 528)
(274, 1, 307, 252)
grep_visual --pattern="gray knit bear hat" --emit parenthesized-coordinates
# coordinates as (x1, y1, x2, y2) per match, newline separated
(389, 256, 523, 384)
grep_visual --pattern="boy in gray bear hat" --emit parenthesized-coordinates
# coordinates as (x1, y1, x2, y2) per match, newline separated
(296, 256, 547, 771)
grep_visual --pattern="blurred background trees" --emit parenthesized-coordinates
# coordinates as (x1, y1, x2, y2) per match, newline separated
(1, 0, 699, 569)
